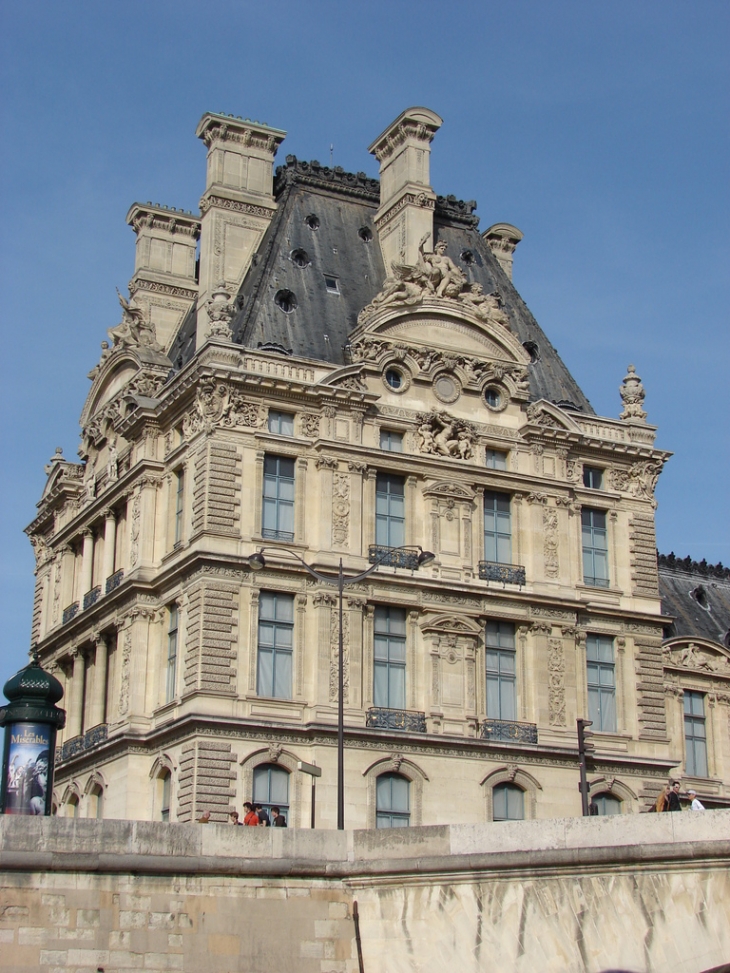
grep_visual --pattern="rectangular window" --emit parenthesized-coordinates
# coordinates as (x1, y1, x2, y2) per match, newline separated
(160, 773, 171, 823)
(581, 508, 609, 587)
(583, 466, 603, 489)
(586, 635, 616, 732)
(262, 455, 295, 540)
(174, 469, 185, 546)
(268, 410, 295, 436)
(257, 592, 294, 699)
(380, 429, 404, 452)
(166, 606, 178, 703)
(684, 691, 708, 777)
(375, 473, 405, 548)
(486, 621, 516, 720)
(484, 491, 511, 563)
(486, 449, 508, 470)
(373, 606, 407, 710)
(324, 275, 340, 294)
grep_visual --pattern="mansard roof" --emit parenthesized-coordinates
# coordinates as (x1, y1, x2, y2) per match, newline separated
(168, 156, 594, 414)
(659, 556, 730, 648)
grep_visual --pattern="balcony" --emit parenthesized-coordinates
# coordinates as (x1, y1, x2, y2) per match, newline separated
(261, 528, 295, 542)
(478, 561, 526, 587)
(366, 707, 427, 732)
(83, 586, 101, 610)
(105, 569, 124, 594)
(62, 602, 79, 625)
(480, 719, 538, 745)
(368, 545, 421, 570)
(59, 724, 108, 763)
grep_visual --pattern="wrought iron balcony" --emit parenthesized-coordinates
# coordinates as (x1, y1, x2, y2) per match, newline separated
(366, 707, 427, 732)
(105, 569, 124, 594)
(62, 602, 80, 625)
(83, 586, 101, 610)
(59, 724, 108, 763)
(368, 545, 421, 570)
(478, 561, 526, 587)
(480, 719, 538, 745)
(262, 528, 295, 542)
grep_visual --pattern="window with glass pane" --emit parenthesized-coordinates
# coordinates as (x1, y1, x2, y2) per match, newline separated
(684, 691, 708, 777)
(262, 455, 295, 540)
(376, 773, 410, 828)
(592, 794, 621, 815)
(486, 449, 508, 470)
(160, 772, 171, 822)
(373, 606, 406, 709)
(268, 410, 295, 436)
(484, 491, 511, 563)
(581, 508, 609, 586)
(586, 635, 616, 732)
(380, 429, 403, 452)
(375, 473, 405, 548)
(486, 621, 516, 720)
(583, 466, 603, 489)
(493, 783, 524, 821)
(253, 764, 290, 823)
(257, 592, 294, 699)
(174, 469, 185, 545)
(166, 606, 178, 703)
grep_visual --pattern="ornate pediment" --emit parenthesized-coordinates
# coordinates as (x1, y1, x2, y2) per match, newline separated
(523, 400, 583, 435)
(419, 613, 482, 637)
(39, 448, 84, 503)
(662, 638, 730, 678)
(423, 480, 476, 502)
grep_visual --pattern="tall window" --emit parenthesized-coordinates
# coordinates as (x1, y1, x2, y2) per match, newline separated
(486, 621, 516, 721)
(484, 491, 511, 563)
(174, 468, 185, 546)
(253, 764, 290, 822)
(166, 606, 178, 703)
(257, 592, 294, 699)
(268, 410, 294, 436)
(586, 635, 616, 732)
(493, 783, 524, 821)
(581, 508, 609, 587)
(373, 607, 407, 709)
(160, 771, 171, 822)
(684, 691, 708, 777)
(375, 473, 405, 548)
(380, 429, 403, 452)
(486, 449, 508, 470)
(376, 773, 410, 828)
(89, 784, 104, 820)
(262, 455, 295, 541)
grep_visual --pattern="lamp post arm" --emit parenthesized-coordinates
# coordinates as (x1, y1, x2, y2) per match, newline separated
(255, 545, 422, 589)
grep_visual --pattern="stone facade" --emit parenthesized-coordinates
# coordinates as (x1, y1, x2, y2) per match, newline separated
(1, 814, 729, 973)
(22, 108, 730, 828)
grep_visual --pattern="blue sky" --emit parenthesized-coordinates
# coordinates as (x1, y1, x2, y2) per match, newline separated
(1, 1, 728, 678)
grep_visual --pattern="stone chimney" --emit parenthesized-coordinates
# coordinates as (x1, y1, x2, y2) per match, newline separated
(195, 112, 286, 344)
(368, 107, 443, 270)
(482, 223, 523, 281)
(126, 203, 201, 352)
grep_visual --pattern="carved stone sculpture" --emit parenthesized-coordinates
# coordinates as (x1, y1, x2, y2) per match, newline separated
(416, 410, 476, 460)
(206, 281, 236, 339)
(108, 290, 162, 352)
(418, 234, 467, 297)
(619, 364, 647, 422)
(459, 284, 511, 330)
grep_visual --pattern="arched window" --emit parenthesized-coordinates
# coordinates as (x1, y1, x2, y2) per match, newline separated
(376, 773, 410, 828)
(160, 771, 172, 822)
(591, 793, 622, 815)
(253, 764, 290, 823)
(87, 784, 104, 819)
(66, 795, 79, 818)
(493, 783, 524, 821)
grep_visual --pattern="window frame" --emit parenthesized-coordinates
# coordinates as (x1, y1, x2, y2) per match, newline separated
(684, 690, 708, 777)
(174, 467, 185, 546)
(375, 472, 405, 548)
(485, 449, 508, 471)
(581, 507, 609, 587)
(483, 490, 512, 564)
(373, 606, 407, 710)
(257, 591, 294, 700)
(582, 466, 604, 490)
(586, 634, 617, 732)
(379, 429, 404, 453)
(492, 782, 525, 821)
(253, 763, 290, 823)
(165, 605, 179, 704)
(268, 410, 295, 436)
(375, 772, 410, 828)
(485, 621, 517, 721)
(262, 454, 296, 541)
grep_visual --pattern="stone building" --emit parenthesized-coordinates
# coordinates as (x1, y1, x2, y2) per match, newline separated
(24, 107, 730, 825)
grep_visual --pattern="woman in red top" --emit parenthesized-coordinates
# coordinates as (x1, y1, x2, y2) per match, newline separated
(242, 801, 259, 826)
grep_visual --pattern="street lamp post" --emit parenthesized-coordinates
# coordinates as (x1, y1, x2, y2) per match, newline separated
(248, 545, 434, 830)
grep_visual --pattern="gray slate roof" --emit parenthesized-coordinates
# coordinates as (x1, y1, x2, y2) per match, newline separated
(658, 558, 730, 647)
(169, 157, 593, 413)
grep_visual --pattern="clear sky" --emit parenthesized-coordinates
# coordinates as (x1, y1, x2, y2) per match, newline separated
(1, 1, 728, 679)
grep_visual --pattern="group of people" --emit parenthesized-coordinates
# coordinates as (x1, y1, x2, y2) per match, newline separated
(651, 780, 705, 812)
(229, 802, 287, 827)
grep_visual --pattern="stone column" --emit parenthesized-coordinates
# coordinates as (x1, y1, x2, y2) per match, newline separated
(90, 634, 109, 727)
(67, 649, 85, 739)
(102, 509, 116, 590)
(80, 529, 94, 602)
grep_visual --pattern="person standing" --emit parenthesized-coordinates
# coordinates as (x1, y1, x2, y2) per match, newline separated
(653, 785, 671, 812)
(687, 789, 705, 811)
(270, 806, 287, 827)
(665, 781, 682, 811)
(198, 809, 211, 824)
(243, 802, 259, 826)
(255, 804, 270, 827)
(229, 810, 242, 825)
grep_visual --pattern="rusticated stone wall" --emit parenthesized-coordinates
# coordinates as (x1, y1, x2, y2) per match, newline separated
(0, 812, 728, 973)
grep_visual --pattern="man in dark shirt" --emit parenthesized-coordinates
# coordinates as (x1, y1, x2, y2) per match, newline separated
(665, 780, 682, 811)
(255, 804, 270, 827)
(271, 805, 287, 827)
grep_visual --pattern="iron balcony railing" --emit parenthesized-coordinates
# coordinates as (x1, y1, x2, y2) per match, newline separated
(478, 561, 526, 587)
(83, 586, 101, 610)
(262, 528, 295, 542)
(59, 724, 108, 763)
(62, 602, 80, 625)
(368, 545, 421, 570)
(105, 569, 125, 594)
(366, 707, 427, 733)
(480, 718, 538, 745)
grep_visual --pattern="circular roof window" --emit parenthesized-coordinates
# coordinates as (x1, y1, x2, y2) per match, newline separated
(358, 226, 373, 242)
(290, 248, 310, 268)
(274, 289, 298, 313)
(305, 214, 320, 230)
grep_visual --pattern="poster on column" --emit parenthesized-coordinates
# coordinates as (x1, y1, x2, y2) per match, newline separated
(4, 723, 51, 814)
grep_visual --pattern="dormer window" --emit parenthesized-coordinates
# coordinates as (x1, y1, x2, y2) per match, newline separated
(324, 275, 340, 294)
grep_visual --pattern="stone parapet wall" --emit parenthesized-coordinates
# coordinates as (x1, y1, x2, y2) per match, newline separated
(1, 812, 729, 972)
